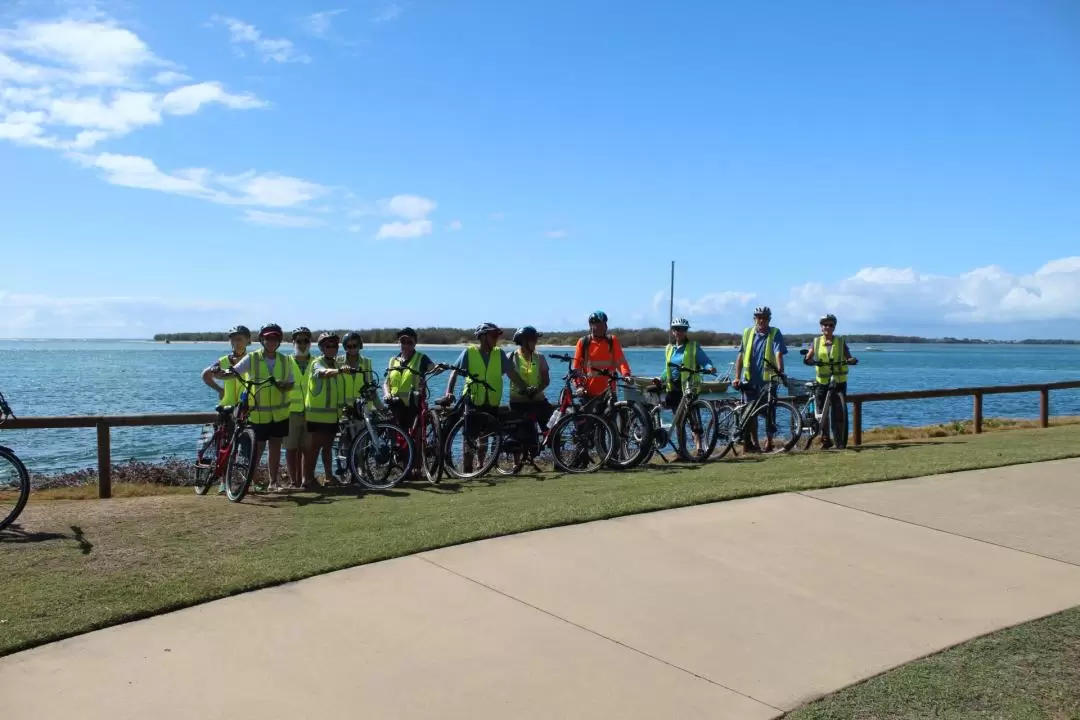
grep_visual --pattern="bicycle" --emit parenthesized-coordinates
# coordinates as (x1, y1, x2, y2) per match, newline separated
(0, 391, 31, 533)
(662, 363, 721, 462)
(342, 371, 413, 490)
(439, 373, 506, 480)
(797, 349, 858, 450)
(196, 372, 279, 502)
(549, 354, 653, 470)
(384, 360, 456, 483)
(493, 360, 615, 475)
(713, 360, 803, 458)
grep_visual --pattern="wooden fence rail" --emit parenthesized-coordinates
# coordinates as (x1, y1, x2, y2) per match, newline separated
(5, 379, 1080, 497)
(845, 380, 1080, 446)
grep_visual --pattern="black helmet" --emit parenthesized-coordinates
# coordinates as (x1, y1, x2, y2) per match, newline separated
(228, 324, 251, 338)
(819, 313, 837, 326)
(513, 326, 542, 345)
(588, 310, 608, 323)
(473, 322, 503, 338)
(291, 326, 311, 340)
(342, 331, 363, 349)
(397, 327, 418, 340)
(753, 306, 772, 319)
(259, 323, 283, 339)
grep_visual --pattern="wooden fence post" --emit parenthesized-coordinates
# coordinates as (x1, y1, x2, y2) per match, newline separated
(852, 400, 862, 446)
(96, 422, 112, 499)
(973, 392, 983, 434)
(1040, 387, 1049, 428)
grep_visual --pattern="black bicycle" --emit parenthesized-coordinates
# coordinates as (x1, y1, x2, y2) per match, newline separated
(798, 349, 858, 449)
(713, 360, 803, 457)
(0, 391, 31, 532)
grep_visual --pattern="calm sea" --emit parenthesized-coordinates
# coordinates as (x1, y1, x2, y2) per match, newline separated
(2, 339, 1078, 473)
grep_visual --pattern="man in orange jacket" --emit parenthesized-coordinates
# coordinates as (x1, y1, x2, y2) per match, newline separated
(572, 310, 632, 397)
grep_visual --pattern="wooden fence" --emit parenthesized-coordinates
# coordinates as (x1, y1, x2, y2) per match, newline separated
(5, 378, 1080, 497)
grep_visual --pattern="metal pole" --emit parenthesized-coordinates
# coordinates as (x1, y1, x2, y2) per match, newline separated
(668, 261, 675, 329)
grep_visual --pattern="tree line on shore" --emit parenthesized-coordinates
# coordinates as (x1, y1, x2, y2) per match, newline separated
(152, 328, 1079, 346)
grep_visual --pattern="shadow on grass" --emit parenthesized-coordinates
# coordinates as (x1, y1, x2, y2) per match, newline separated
(853, 440, 963, 452)
(71, 525, 93, 555)
(0, 525, 70, 544)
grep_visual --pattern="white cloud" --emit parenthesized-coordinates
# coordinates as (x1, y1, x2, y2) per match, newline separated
(785, 257, 1080, 325)
(669, 291, 757, 319)
(0, 15, 266, 150)
(70, 152, 330, 211)
(305, 9, 346, 38)
(377, 220, 433, 239)
(160, 81, 267, 115)
(152, 70, 191, 85)
(545, 229, 568, 238)
(0, 290, 240, 339)
(243, 210, 324, 227)
(383, 194, 437, 220)
(371, 4, 402, 23)
(210, 15, 310, 64)
(447, 219, 463, 231)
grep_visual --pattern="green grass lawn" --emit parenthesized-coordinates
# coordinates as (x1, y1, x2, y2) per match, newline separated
(2, 425, 1078, 658)
(785, 605, 1080, 720)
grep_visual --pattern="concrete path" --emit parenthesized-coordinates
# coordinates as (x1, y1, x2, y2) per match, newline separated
(3, 459, 1079, 719)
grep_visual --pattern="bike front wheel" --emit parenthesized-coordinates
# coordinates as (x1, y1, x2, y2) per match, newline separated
(0, 447, 31, 532)
(418, 409, 443, 484)
(224, 428, 256, 502)
(746, 400, 803, 454)
(442, 412, 503, 480)
(604, 400, 654, 469)
(830, 392, 849, 449)
(349, 423, 413, 490)
(675, 398, 718, 462)
(193, 430, 221, 495)
(551, 412, 614, 474)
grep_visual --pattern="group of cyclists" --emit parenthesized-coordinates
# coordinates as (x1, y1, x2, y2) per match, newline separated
(200, 305, 857, 489)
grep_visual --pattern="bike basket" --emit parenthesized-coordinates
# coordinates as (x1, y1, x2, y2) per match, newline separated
(697, 380, 730, 399)
(623, 378, 662, 406)
(784, 376, 815, 396)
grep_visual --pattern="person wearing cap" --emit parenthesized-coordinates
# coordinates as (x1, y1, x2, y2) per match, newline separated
(660, 318, 717, 409)
(284, 327, 313, 488)
(445, 322, 531, 472)
(384, 327, 435, 434)
(572, 310, 632, 398)
(217, 323, 295, 490)
(202, 325, 250, 405)
(733, 306, 787, 452)
(509, 326, 552, 425)
(334, 331, 376, 479)
(304, 332, 344, 487)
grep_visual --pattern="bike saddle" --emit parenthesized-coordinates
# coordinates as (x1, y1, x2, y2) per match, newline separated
(215, 404, 234, 414)
(434, 396, 453, 407)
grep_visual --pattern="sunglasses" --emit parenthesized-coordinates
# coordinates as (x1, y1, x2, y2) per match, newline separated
(295, 338, 311, 344)
(399, 338, 416, 345)
(322, 342, 339, 349)
(345, 344, 360, 350)
(821, 323, 836, 328)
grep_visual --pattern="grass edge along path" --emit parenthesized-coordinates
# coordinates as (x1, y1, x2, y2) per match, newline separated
(2, 425, 1079, 658)
(784, 604, 1080, 719)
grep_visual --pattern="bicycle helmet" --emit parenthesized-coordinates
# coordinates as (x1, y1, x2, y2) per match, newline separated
(753, 306, 772, 319)
(227, 324, 251, 338)
(588, 310, 608, 324)
(819, 313, 837, 326)
(341, 331, 363, 350)
(513, 325, 542, 345)
(259, 322, 283, 339)
(397, 327, 418, 340)
(291, 326, 312, 340)
(316, 331, 339, 347)
(474, 322, 503, 338)
(670, 317, 690, 330)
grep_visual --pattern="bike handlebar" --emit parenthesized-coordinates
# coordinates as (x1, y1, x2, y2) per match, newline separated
(547, 353, 574, 363)
(666, 363, 717, 376)
(0, 391, 14, 421)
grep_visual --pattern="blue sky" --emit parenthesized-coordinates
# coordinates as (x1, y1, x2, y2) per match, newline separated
(2, 0, 1079, 339)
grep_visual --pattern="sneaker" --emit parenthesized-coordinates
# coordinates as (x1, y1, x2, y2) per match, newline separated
(821, 437, 834, 450)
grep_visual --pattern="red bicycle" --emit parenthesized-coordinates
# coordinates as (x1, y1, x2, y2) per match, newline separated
(385, 361, 454, 483)
(193, 372, 277, 502)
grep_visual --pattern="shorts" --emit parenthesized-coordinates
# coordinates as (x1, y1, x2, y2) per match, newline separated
(509, 400, 554, 429)
(464, 405, 500, 439)
(389, 402, 420, 433)
(252, 419, 289, 441)
(284, 412, 308, 450)
(307, 421, 339, 436)
(663, 389, 683, 412)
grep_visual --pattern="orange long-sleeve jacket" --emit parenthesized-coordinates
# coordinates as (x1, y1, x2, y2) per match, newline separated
(572, 334, 632, 397)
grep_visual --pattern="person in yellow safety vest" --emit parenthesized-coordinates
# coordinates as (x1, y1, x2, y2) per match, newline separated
(217, 323, 295, 490)
(508, 325, 552, 425)
(305, 332, 344, 488)
(732, 306, 787, 452)
(801, 313, 858, 449)
(383, 327, 435, 433)
(334, 331, 376, 480)
(658, 317, 718, 458)
(444, 322, 532, 473)
(201, 325, 250, 406)
(284, 326, 313, 489)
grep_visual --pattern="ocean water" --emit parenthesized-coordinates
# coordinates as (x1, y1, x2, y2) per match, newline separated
(1, 339, 1078, 473)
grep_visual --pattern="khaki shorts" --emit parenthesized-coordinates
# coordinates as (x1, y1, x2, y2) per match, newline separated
(284, 412, 309, 450)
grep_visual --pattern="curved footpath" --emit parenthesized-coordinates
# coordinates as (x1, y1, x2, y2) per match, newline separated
(3, 459, 1080, 719)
